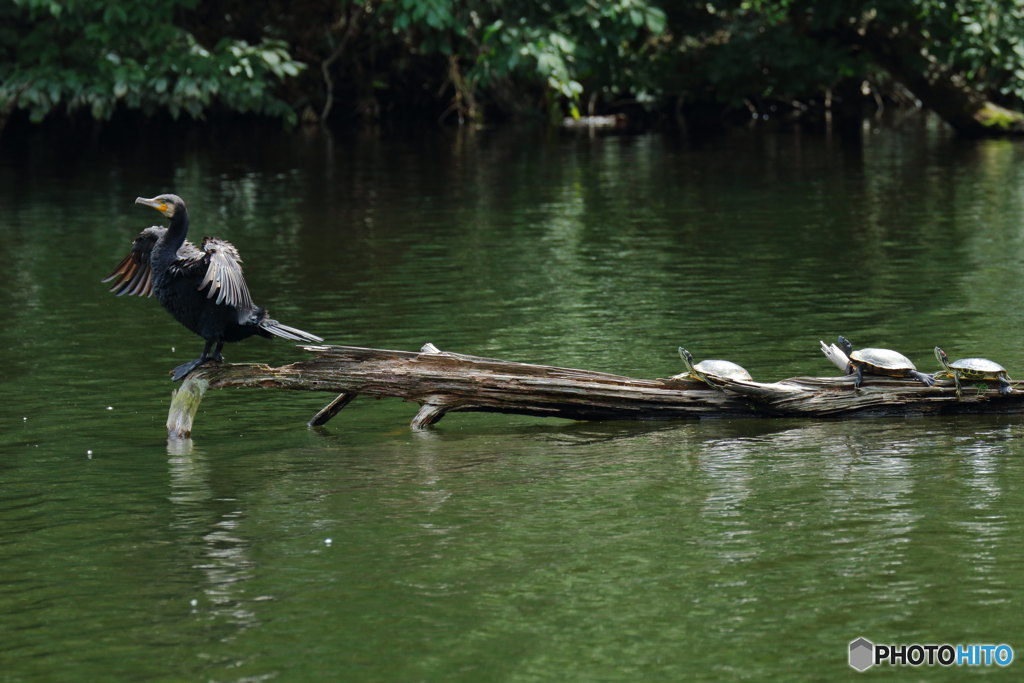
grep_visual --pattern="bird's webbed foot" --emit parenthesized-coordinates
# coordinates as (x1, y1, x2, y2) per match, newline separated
(171, 341, 226, 380)
(171, 357, 208, 381)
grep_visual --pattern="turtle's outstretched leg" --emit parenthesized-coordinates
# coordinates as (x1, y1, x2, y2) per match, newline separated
(853, 364, 864, 388)
(953, 370, 963, 399)
(910, 370, 936, 388)
(999, 374, 1013, 395)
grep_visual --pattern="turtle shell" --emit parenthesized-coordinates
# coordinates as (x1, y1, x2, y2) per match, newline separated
(693, 359, 753, 381)
(948, 357, 1006, 374)
(849, 347, 916, 371)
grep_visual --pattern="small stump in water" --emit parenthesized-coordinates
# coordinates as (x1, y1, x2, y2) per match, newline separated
(167, 378, 208, 439)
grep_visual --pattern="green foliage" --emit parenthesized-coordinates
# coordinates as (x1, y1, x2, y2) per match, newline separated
(690, 2, 860, 107)
(5, 0, 1024, 128)
(664, 0, 1024, 116)
(925, 0, 1024, 101)
(0, 0, 305, 124)
(789, 0, 1024, 100)
(357, 0, 668, 118)
(467, 1, 668, 111)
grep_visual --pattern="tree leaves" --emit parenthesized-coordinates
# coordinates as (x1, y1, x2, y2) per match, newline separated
(6, 0, 1024, 128)
(0, 0, 305, 126)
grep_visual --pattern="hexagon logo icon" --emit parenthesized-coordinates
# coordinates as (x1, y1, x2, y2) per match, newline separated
(849, 637, 874, 671)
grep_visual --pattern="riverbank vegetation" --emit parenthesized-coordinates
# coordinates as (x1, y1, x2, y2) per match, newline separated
(4, 0, 1024, 135)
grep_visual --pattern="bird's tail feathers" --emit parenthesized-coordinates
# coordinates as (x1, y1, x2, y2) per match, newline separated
(260, 318, 324, 343)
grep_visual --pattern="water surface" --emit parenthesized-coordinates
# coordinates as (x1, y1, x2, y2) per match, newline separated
(2, 123, 1024, 679)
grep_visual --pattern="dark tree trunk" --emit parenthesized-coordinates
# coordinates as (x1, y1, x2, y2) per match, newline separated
(850, 20, 1024, 136)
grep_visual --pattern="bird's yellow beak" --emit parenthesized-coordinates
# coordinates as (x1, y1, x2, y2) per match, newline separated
(136, 196, 171, 216)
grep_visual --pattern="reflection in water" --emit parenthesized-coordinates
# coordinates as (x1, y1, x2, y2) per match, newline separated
(166, 437, 194, 458)
(167, 447, 261, 642)
(690, 420, 1017, 629)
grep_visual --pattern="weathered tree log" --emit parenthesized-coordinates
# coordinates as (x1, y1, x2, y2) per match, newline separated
(168, 343, 757, 436)
(706, 374, 1024, 417)
(168, 343, 1024, 437)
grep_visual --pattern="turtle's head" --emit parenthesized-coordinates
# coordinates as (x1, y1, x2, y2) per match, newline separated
(934, 346, 950, 367)
(678, 347, 696, 373)
(837, 335, 854, 356)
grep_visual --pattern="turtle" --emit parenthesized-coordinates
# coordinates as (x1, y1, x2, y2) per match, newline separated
(933, 346, 1012, 398)
(672, 347, 753, 387)
(836, 336, 935, 388)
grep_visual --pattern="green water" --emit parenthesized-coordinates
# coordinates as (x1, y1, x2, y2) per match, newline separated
(3, 124, 1024, 680)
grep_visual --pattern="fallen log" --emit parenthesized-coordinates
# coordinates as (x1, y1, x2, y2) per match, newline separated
(165, 342, 1024, 438)
(706, 374, 1024, 417)
(167, 342, 757, 437)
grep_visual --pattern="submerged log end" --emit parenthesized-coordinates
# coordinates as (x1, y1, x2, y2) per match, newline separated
(411, 400, 449, 430)
(167, 378, 209, 439)
(308, 391, 358, 427)
(974, 101, 1024, 134)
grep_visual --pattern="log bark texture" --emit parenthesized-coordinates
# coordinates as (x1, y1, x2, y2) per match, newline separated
(188, 343, 759, 428)
(707, 374, 1024, 417)
(177, 343, 1024, 436)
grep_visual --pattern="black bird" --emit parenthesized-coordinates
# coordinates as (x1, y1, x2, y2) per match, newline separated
(103, 193, 323, 380)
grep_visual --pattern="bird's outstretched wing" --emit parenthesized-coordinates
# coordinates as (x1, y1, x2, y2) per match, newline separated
(198, 237, 256, 323)
(102, 226, 165, 297)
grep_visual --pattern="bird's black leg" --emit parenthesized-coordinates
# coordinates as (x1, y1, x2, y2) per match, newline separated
(171, 340, 215, 381)
(211, 341, 225, 363)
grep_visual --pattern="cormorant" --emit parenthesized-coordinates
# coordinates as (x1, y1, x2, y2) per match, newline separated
(103, 193, 323, 380)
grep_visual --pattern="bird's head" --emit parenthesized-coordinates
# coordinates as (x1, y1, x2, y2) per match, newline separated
(136, 194, 187, 218)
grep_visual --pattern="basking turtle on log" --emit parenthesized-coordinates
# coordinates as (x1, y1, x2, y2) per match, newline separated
(672, 347, 752, 387)
(831, 335, 935, 388)
(933, 347, 1012, 398)
(103, 193, 322, 380)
